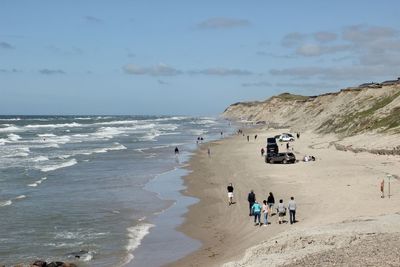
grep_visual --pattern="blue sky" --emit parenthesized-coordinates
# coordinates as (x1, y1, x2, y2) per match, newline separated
(1, 0, 400, 115)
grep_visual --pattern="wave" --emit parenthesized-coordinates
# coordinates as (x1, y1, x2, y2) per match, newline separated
(32, 156, 49, 162)
(140, 130, 161, 141)
(7, 133, 21, 141)
(0, 200, 12, 207)
(94, 120, 139, 126)
(0, 118, 21, 121)
(27, 177, 47, 187)
(38, 159, 77, 172)
(37, 133, 57, 137)
(0, 125, 20, 132)
(14, 195, 26, 200)
(124, 223, 154, 265)
(25, 122, 82, 128)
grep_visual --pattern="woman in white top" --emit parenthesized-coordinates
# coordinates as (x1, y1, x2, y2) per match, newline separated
(262, 200, 269, 226)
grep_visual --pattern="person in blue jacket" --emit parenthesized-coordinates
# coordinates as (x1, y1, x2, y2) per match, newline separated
(251, 201, 262, 226)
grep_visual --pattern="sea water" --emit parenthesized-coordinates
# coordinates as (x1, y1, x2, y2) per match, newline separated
(0, 115, 234, 266)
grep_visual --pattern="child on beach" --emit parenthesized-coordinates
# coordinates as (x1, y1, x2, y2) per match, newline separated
(251, 201, 262, 226)
(262, 200, 269, 226)
(227, 183, 234, 205)
(277, 199, 286, 224)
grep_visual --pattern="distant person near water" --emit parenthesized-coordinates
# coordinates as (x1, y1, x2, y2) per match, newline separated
(277, 199, 286, 224)
(247, 190, 256, 216)
(247, 135, 250, 142)
(267, 192, 275, 215)
(288, 197, 297, 224)
(174, 147, 179, 155)
(381, 179, 385, 198)
(227, 183, 234, 205)
(254, 134, 258, 140)
(207, 148, 211, 157)
(251, 201, 262, 226)
(262, 200, 269, 226)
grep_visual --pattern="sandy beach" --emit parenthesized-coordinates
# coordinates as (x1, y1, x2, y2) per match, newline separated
(168, 127, 400, 266)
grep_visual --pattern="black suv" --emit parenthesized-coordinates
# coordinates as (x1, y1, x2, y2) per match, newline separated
(265, 152, 296, 164)
(266, 137, 278, 154)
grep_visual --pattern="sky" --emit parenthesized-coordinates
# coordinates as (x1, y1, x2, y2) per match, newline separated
(1, 0, 400, 116)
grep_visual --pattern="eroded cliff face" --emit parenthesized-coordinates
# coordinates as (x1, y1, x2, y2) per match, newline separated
(223, 81, 400, 136)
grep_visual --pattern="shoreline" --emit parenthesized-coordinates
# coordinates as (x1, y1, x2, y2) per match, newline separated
(167, 127, 400, 266)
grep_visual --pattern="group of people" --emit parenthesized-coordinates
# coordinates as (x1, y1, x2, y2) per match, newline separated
(248, 190, 297, 226)
(226, 184, 297, 226)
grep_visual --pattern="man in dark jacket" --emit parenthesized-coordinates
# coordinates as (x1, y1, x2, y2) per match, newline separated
(247, 190, 256, 216)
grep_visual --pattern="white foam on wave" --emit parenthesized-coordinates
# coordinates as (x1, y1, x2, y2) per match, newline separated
(94, 120, 139, 126)
(14, 195, 26, 200)
(0, 118, 21, 121)
(39, 158, 77, 172)
(7, 133, 21, 141)
(0, 138, 7, 145)
(26, 122, 82, 128)
(0, 200, 12, 207)
(38, 133, 57, 137)
(0, 125, 20, 132)
(190, 129, 207, 136)
(32, 156, 49, 162)
(140, 130, 161, 141)
(28, 177, 47, 187)
(124, 223, 154, 264)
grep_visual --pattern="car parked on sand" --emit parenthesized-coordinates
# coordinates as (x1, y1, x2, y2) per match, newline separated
(278, 134, 295, 142)
(265, 152, 296, 164)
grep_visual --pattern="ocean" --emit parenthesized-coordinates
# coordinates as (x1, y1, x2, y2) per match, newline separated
(0, 115, 234, 266)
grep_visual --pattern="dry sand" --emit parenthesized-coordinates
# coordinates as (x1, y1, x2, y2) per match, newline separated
(167, 128, 400, 267)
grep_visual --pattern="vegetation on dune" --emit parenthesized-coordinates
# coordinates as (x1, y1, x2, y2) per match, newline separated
(272, 93, 310, 101)
(318, 90, 400, 135)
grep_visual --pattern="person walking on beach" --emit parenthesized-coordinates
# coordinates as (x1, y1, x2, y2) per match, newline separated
(297, 132, 300, 139)
(261, 147, 265, 157)
(262, 200, 269, 226)
(207, 148, 211, 157)
(286, 142, 289, 150)
(254, 134, 258, 140)
(174, 147, 179, 155)
(277, 199, 286, 224)
(288, 197, 297, 224)
(251, 201, 262, 226)
(267, 192, 275, 215)
(247, 190, 256, 216)
(227, 183, 234, 205)
(380, 179, 385, 198)
(247, 135, 250, 142)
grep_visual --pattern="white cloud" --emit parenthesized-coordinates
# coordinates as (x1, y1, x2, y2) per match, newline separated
(314, 31, 337, 42)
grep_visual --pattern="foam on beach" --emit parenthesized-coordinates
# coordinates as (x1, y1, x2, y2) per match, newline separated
(123, 223, 154, 264)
